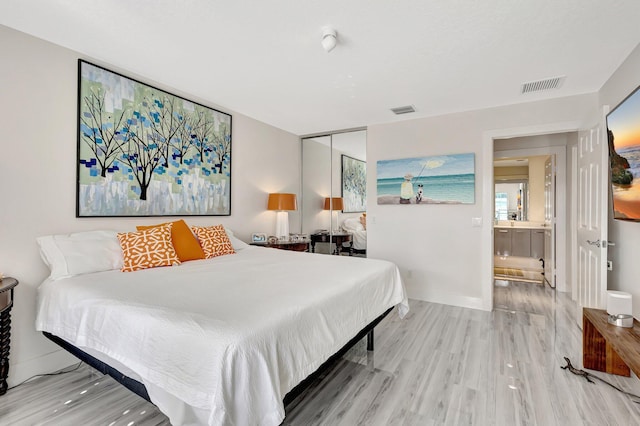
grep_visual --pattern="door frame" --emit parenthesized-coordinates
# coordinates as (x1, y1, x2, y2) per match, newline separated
(481, 121, 581, 311)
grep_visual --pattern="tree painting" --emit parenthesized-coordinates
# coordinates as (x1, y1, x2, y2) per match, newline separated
(341, 155, 366, 212)
(77, 60, 232, 216)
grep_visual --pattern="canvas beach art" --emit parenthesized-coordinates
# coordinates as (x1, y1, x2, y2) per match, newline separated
(377, 153, 475, 205)
(77, 60, 232, 217)
(607, 85, 640, 220)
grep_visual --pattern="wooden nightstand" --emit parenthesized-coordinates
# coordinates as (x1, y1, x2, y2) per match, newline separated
(0, 276, 18, 396)
(251, 240, 310, 252)
(310, 232, 353, 255)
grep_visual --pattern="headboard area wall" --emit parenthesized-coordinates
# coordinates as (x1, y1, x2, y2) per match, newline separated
(0, 24, 301, 386)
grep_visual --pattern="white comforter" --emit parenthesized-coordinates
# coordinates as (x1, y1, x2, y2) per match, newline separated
(36, 247, 408, 426)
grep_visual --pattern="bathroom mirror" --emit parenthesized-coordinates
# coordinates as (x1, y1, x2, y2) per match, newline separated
(494, 158, 529, 221)
(495, 180, 528, 221)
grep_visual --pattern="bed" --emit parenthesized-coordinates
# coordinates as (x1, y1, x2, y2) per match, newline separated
(35, 232, 408, 426)
(341, 217, 367, 255)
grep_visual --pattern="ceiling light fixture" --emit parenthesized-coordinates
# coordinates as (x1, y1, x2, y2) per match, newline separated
(321, 26, 337, 52)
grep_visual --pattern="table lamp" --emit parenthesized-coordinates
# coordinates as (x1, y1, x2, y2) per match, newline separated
(268, 193, 297, 240)
(324, 197, 344, 232)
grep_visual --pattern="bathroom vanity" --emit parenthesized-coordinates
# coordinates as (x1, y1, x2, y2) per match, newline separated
(494, 223, 546, 258)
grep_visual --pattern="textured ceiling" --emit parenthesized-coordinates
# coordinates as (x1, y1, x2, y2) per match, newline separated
(2, 0, 640, 135)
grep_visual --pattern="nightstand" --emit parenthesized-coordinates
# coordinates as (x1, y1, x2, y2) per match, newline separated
(251, 240, 310, 252)
(310, 232, 353, 255)
(0, 277, 18, 396)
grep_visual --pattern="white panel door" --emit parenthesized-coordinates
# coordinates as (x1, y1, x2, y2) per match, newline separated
(576, 124, 608, 326)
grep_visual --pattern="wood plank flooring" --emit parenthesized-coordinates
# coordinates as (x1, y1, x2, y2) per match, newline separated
(2, 281, 640, 425)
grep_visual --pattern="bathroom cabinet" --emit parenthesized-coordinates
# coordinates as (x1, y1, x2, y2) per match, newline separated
(511, 229, 531, 257)
(494, 227, 545, 258)
(530, 230, 545, 259)
(495, 229, 511, 256)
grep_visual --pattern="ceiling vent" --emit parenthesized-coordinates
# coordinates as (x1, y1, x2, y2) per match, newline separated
(521, 76, 565, 94)
(390, 105, 416, 115)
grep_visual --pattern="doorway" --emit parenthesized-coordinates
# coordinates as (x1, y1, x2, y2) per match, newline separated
(481, 124, 579, 311)
(493, 152, 553, 287)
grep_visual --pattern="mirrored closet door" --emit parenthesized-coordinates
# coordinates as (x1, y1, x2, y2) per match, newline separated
(301, 130, 367, 256)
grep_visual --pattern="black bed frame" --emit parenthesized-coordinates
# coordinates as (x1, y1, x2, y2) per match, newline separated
(42, 306, 393, 407)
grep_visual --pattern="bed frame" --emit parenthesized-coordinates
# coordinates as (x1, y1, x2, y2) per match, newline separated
(42, 306, 393, 407)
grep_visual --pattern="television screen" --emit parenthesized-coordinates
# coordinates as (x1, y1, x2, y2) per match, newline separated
(607, 84, 640, 220)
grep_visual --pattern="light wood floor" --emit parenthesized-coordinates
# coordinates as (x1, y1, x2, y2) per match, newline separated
(2, 281, 640, 425)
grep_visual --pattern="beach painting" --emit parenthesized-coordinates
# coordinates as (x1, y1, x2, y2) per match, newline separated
(607, 85, 640, 220)
(377, 153, 475, 205)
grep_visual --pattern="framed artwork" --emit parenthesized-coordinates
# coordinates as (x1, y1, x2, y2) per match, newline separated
(251, 233, 267, 243)
(77, 60, 232, 217)
(377, 153, 475, 205)
(607, 83, 640, 221)
(341, 155, 366, 212)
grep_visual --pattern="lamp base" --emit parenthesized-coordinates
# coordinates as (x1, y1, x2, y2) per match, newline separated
(275, 211, 290, 241)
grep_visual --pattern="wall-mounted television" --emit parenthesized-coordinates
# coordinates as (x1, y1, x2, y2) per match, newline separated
(607, 84, 640, 220)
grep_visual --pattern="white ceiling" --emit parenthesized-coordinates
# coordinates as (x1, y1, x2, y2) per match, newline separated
(2, 1, 640, 136)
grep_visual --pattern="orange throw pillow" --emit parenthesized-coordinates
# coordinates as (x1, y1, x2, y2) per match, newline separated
(117, 224, 181, 272)
(191, 225, 236, 259)
(137, 220, 205, 262)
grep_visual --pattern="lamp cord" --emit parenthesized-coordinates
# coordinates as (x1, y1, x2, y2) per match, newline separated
(7, 362, 83, 392)
(561, 357, 640, 403)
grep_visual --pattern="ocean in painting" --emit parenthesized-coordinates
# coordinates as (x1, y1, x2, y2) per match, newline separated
(612, 144, 640, 219)
(377, 173, 475, 204)
(377, 153, 475, 204)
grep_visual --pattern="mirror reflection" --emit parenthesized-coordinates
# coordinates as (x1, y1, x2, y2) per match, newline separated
(494, 158, 529, 221)
(301, 130, 367, 256)
(495, 181, 528, 221)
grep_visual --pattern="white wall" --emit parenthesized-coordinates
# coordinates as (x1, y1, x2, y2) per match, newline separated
(367, 95, 597, 309)
(0, 25, 301, 385)
(600, 42, 640, 319)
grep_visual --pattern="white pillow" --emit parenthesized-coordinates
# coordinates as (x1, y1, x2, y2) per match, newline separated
(342, 218, 364, 232)
(224, 228, 250, 251)
(37, 230, 124, 280)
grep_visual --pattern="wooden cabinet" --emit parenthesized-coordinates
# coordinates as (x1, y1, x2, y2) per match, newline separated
(494, 227, 545, 258)
(251, 241, 310, 252)
(583, 308, 638, 377)
(0, 277, 18, 396)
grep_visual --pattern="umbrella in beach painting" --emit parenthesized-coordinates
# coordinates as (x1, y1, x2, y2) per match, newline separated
(377, 153, 475, 205)
(607, 85, 640, 220)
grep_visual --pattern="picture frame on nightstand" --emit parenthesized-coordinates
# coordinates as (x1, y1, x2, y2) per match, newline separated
(252, 233, 267, 243)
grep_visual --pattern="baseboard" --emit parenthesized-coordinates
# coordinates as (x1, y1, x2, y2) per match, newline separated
(407, 286, 486, 311)
(8, 348, 78, 388)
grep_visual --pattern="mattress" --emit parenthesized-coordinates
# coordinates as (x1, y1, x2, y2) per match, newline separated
(36, 246, 408, 425)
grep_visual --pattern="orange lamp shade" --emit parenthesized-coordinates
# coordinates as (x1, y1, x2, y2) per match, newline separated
(323, 197, 344, 211)
(267, 193, 297, 211)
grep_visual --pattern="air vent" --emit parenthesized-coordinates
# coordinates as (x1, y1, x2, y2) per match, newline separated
(521, 76, 565, 94)
(390, 105, 416, 115)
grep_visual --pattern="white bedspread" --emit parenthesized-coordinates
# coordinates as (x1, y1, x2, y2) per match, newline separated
(36, 247, 408, 426)
(350, 229, 367, 250)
